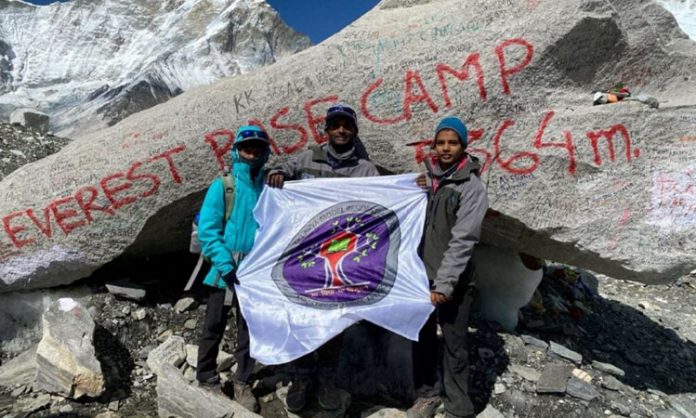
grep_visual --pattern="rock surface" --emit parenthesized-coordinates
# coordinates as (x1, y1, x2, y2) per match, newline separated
(34, 298, 105, 398)
(156, 363, 259, 418)
(0, 346, 36, 389)
(105, 281, 147, 302)
(0, 122, 70, 181)
(1, 0, 695, 292)
(9, 108, 50, 135)
(1, 265, 694, 417)
(146, 335, 186, 376)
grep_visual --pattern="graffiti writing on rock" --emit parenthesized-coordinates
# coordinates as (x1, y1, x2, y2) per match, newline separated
(648, 166, 696, 230)
(410, 110, 636, 176)
(2, 145, 186, 249)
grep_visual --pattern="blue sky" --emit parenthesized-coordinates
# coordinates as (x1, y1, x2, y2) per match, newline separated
(24, 0, 380, 44)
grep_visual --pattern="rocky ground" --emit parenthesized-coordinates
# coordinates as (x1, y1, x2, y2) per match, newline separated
(0, 122, 71, 181)
(0, 253, 694, 418)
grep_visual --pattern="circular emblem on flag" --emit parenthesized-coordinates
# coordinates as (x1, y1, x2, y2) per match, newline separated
(272, 201, 401, 309)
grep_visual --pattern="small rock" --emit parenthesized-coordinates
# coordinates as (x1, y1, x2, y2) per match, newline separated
(10, 385, 28, 397)
(138, 345, 156, 360)
(638, 300, 660, 311)
(183, 366, 196, 383)
(601, 375, 623, 391)
(494, 383, 506, 395)
(216, 351, 235, 372)
(105, 282, 146, 302)
(185, 344, 198, 368)
(647, 388, 667, 397)
(549, 341, 582, 364)
(9, 149, 26, 158)
(184, 319, 198, 330)
(509, 364, 541, 382)
(0, 348, 37, 390)
(132, 308, 147, 321)
(260, 392, 275, 403)
(108, 400, 119, 411)
(572, 368, 592, 383)
(121, 306, 131, 316)
(537, 364, 570, 394)
(158, 330, 174, 342)
(10, 108, 50, 134)
(610, 401, 631, 416)
(87, 306, 99, 318)
(360, 406, 405, 418)
(59, 404, 75, 413)
(566, 377, 599, 401)
(476, 405, 505, 418)
(591, 360, 625, 377)
(146, 336, 186, 376)
(174, 297, 198, 313)
(14, 393, 51, 415)
(93, 412, 122, 418)
(521, 334, 548, 349)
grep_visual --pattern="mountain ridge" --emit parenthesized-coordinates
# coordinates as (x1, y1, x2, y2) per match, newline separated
(0, 0, 310, 137)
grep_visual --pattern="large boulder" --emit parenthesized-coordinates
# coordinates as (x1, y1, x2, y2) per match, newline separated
(9, 108, 50, 135)
(1, 0, 695, 292)
(34, 298, 105, 398)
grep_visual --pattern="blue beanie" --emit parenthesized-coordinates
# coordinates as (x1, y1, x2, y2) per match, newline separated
(435, 116, 468, 149)
(234, 125, 270, 148)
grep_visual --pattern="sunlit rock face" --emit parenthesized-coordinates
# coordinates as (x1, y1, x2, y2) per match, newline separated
(0, 0, 695, 292)
(0, 0, 310, 137)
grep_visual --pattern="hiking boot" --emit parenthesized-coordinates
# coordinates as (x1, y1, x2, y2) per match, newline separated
(233, 382, 259, 412)
(286, 378, 311, 413)
(317, 383, 342, 411)
(406, 396, 442, 418)
(197, 376, 224, 397)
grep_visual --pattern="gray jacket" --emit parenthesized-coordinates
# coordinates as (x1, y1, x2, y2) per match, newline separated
(421, 155, 488, 298)
(269, 143, 379, 179)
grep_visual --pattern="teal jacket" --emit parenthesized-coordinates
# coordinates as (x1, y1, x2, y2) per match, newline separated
(198, 151, 266, 289)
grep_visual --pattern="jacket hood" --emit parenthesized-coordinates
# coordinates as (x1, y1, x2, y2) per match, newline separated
(425, 154, 481, 182)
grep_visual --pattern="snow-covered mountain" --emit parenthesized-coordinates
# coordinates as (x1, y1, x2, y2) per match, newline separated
(0, 0, 310, 137)
(659, 0, 696, 39)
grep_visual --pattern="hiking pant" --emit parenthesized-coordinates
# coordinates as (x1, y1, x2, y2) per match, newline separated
(197, 287, 255, 384)
(292, 333, 344, 381)
(412, 284, 475, 418)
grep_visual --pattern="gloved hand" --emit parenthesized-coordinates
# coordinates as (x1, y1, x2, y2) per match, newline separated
(221, 270, 239, 288)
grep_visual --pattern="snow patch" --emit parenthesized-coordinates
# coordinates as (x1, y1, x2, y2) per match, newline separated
(659, 0, 696, 39)
(57, 297, 78, 312)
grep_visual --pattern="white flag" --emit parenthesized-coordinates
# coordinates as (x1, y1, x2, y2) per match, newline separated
(235, 173, 434, 365)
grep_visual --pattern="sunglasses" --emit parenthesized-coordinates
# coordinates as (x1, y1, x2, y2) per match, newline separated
(327, 105, 357, 117)
(237, 129, 269, 141)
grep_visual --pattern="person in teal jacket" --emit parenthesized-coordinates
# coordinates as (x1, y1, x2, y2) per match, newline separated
(196, 125, 270, 412)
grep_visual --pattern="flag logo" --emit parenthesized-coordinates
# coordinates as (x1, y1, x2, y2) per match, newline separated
(272, 201, 400, 308)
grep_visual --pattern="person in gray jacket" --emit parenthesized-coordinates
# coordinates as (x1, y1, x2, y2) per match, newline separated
(266, 103, 379, 412)
(409, 116, 488, 418)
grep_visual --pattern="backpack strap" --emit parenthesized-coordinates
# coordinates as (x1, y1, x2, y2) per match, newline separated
(185, 170, 236, 292)
(184, 255, 205, 292)
(213, 170, 236, 289)
(221, 170, 235, 223)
